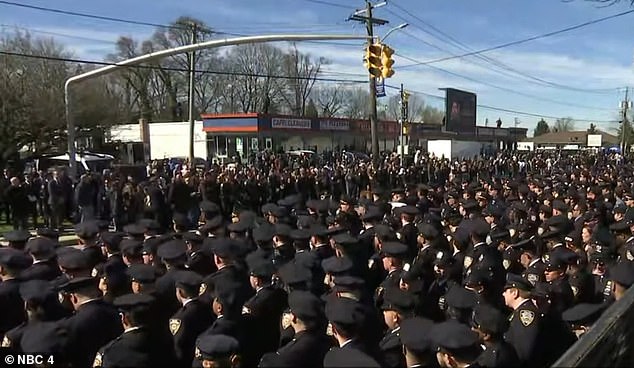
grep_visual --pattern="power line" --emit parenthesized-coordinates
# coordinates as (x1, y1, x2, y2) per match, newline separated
(383, 84, 617, 123)
(396, 7, 634, 69)
(387, 3, 620, 94)
(299, 0, 355, 9)
(0, 23, 363, 49)
(0, 0, 188, 31)
(0, 50, 368, 84)
(394, 52, 615, 111)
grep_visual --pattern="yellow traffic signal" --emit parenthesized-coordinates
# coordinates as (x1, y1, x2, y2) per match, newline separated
(381, 44, 395, 79)
(364, 43, 383, 78)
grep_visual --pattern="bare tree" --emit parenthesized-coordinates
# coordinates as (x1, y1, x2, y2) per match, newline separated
(314, 85, 345, 117)
(278, 44, 325, 116)
(150, 17, 219, 119)
(107, 37, 156, 120)
(553, 117, 576, 132)
(342, 87, 370, 119)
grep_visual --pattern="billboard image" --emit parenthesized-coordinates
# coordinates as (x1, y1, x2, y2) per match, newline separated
(445, 88, 477, 134)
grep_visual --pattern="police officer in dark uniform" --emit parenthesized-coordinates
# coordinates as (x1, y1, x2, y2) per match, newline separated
(502, 274, 545, 367)
(396, 206, 419, 260)
(408, 223, 439, 289)
(21, 237, 61, 281)
(3, 229, 31, 250)
(194, 334, 241, 368)
(75, 222, 107, 269)
(399, 316, 437, 367)
(99, 232, 125, 270)
(2, 279, 70, 353)
(379, 288, 415, 368)
(259, 291, 331, 368)
(432, 320, 484, 368)
(518, 238, 545, 287)
(309, 226, 335, 263)
(0, 249, 32, 336)
(589, 247, 614, 303)
(183, 232, 215, 276)
(200, 238, 253, 310)
(242, 259, 288, 364)
(170, 270, 215, 367)
(323, 297, 381, 368)
(58, 276, 123, 368)
(375, 241, 408, 308)
(155, 239, 189, 316)
(472, 303, 519, 367)
(93, 293, 176, 368)
(543, 253, 575, 315)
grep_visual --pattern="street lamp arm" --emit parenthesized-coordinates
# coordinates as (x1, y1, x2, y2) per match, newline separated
(65, 33, 370, 178)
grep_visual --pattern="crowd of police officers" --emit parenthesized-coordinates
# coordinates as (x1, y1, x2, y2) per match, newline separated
(1, 150, 634, 368)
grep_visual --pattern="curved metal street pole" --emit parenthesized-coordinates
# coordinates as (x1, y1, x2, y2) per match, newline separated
(65, 34, 370, 178)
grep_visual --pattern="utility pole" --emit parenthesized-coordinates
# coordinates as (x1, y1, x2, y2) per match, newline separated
(188, 23, 197, 168)
(350, 1, 388, 167)
(621, 87, 630, 154)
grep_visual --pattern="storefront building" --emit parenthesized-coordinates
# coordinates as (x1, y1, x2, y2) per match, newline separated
(202, 113, 528, 161)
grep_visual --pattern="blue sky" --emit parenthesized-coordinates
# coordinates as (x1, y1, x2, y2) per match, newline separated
(1, 0, 633, 134)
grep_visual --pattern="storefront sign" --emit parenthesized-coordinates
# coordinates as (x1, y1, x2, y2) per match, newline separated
(271, 118, 311, 129)
(320, 120, 350, 131)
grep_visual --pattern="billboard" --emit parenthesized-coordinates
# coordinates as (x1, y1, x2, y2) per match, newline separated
(445, 88, 477, 134)
(587, 134, 602, 147)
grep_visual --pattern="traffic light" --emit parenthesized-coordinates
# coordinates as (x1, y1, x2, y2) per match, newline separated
(381, 44, 395, 79)
(364, 43, 383, 78)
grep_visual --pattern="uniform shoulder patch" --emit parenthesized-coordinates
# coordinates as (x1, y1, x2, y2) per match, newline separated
(519, 310, 535, 327)
(242, 306, 251, 315)
(195, 347, 202, 359)
(282, 313, 292, 330)
(627, 251, 634, 262)
(169, 319, 182, 335)
(503, 259, 510, 270)
(464, 256, 473, 269)
(527, 273, 538, 286)
(1, 335, 11, 348)
(92, 352, 103, 368)
(571, 286, 579, 297)
(199, 283, 207, 296)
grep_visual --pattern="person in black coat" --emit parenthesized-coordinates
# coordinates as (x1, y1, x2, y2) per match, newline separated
(5, 177, 29, 230)
(379, 288, 416, 368)
(472, 304, 519, 368)
(322, 297, 381, 368)
(0, 249, 32, 336)
(169, 271, 215, 367)
(57, 277, 123, 368)
(47, 171, 67, 231)
(94, 293, 176, 368)
(2, 279, 71, 353)
(155, 240, 189, 317)
(259, 291, 331, 368)
(242, 260, 288, 364)
(21, 237, 62, 282)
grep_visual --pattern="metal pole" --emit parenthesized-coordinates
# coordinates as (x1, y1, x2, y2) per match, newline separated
(63, 34, 369, 178)
(65, 84, 77, 178)
(400, 83, 404, 158)
(188, 24, 197, 167)
(366, 1, 380, 168)
(622, 87, 629, 154)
